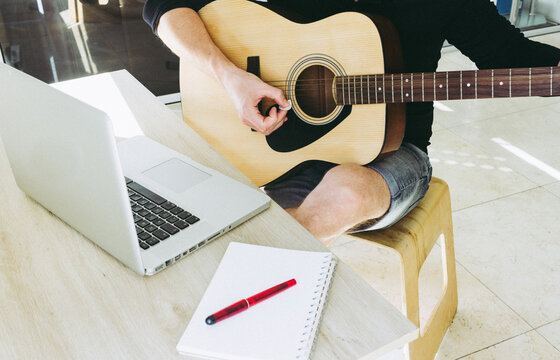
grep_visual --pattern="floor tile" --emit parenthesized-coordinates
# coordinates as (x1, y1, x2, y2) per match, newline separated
(437, 48, 477, 71)
(428, 129, 536, 211)
(460, 331, 560, 360)
(329, 238, 531, 360)
(435, 263, 531, 360)
(434, 95, 559, 130)
(432, 118, 446, 133)
(433, 98, 505, 129)
(537, 320, 560, 351)
(544, 182, 560, 199)
(532, 33, 560, 49)
(452, 188, 560, 328)
(448, 106, 560, 186)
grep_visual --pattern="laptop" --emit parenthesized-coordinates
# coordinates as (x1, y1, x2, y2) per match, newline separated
(0, 63, 270, 275)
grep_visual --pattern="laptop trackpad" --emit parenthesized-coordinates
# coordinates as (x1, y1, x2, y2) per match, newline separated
(142, 158, 211, 193)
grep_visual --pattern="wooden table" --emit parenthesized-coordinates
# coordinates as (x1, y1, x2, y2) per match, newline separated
(0, 70, 417, 359)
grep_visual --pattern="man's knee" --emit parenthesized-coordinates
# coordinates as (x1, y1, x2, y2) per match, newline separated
(319, 164, 390, 218)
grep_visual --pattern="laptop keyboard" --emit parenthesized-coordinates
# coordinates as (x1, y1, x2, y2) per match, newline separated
(125, 177, 200, 250)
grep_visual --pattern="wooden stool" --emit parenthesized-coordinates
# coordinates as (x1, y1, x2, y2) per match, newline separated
(346, 177, 457, 360)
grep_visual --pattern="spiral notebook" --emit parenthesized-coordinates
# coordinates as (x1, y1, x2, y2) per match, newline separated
(177, 242, 336, 360)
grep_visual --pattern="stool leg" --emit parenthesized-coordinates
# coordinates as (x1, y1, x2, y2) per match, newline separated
(406, 226, 458, 360)
(397, 245, 421, 360)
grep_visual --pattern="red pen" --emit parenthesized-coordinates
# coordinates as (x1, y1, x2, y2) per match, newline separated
(205, 278, 297, 325)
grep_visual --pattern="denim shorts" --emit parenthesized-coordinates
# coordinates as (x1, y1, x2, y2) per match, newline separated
(263, 142, 432, 232)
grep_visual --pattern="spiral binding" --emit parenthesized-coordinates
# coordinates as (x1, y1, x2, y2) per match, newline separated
(295, 253, 337, 360)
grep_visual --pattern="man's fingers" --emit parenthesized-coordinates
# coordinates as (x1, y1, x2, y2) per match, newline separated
(259, 106, 286, 135)
(241, 107, 267, 132)
(268, 115, 287, 134)
(277, 108, 288, 120)
(238, 82, 289, 135)
(243, 113, 286, 135)
(262, 86, 290, 108)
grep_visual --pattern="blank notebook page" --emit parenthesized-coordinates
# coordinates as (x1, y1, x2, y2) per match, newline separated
(177, 242, 336, 360)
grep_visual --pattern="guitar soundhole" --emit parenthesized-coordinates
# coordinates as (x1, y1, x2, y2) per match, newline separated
(294, 65, 336, 118)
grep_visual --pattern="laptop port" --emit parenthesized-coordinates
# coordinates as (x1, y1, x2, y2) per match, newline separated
(165, 258, 174, 267)
(207, 232, 220, 242)
(175, 254, 181, 262)
(155, 264, 164, 272)
(189, 245, 197, 252)
(198, 240, 206, 247)
(182, 251, 189, 256)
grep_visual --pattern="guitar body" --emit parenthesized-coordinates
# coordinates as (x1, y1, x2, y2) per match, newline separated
(180, 0, 405, 186)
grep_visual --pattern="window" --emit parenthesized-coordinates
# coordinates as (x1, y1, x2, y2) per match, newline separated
(0, 0, 179, 98)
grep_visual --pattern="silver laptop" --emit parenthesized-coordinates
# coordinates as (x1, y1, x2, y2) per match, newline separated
(0, 63, 270, 275)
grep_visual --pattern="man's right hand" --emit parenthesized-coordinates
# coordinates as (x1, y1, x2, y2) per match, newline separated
(157, 8, 289, 135)
(220, 67, 290, 135)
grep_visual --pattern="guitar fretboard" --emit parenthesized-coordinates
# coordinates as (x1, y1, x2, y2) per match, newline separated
(334, 67, 560, 105)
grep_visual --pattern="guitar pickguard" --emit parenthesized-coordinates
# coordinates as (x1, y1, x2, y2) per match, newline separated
(265, 105, 352, 152)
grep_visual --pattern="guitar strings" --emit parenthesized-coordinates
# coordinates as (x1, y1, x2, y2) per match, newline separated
(262, 78, 383, 84)
(258, 69, 551, 85)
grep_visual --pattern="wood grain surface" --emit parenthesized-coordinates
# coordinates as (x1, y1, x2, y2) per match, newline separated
(0, 70, 416, 359)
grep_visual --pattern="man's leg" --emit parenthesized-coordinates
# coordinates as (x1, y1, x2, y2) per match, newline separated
(264, 143, 432, 246)
(286, 164, 390, 245)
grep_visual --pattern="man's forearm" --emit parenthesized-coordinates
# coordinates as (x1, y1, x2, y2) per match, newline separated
(157, 7, 237, 84)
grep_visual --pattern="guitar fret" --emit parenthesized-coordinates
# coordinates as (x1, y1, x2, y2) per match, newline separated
(340, 77, 344, 105)
(391, 74, 395, 103)
(509, 69, 512, 98)
(422, 73, 425, 102)
(527, 67, 554, 98)
(529, 68, 532, 97)
(354, 75, 358, 104)
(446, 72, 449, 100)
(411, 73, 414, 102)
(345, 76, 348, 105)
(493, 69, 509, 98)
(375, 75, 378, 104)
(383, 75, 386, 103)
(347, 76, 351, 104)
(360, 75, 364, 104)
(435, 72, 447, 100)
(433, 72, 436, 100)
(367, 75, 370, 104)
(510, 68, 530, 97)
(491, 70, 494, 98)
(410, 73, 414, 101)
(343, 76, 346, 104)
(405, 74, 409, 101)
(475, 71, 478, 99)
(344, 77, 348, 105)
(347, 76, 350, 104)
(346, 76, 352, 105)
(460, 71, 463, 99)
(401, 74, 404, 103)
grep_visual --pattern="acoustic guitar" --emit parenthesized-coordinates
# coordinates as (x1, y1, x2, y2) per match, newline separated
(180, 0, 560, 186)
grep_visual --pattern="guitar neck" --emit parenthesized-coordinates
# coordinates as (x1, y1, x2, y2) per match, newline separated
(334, 66, 560, 105)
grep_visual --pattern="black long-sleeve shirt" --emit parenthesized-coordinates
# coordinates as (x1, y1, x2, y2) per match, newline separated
(143, 0, 560, 153)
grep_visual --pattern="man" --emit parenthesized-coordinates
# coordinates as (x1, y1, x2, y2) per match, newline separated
(143, 0, 560, 245)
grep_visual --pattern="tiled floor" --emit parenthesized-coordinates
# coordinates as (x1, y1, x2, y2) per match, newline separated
(167, 32, 560, 359)
(330, 32, 560, 359)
